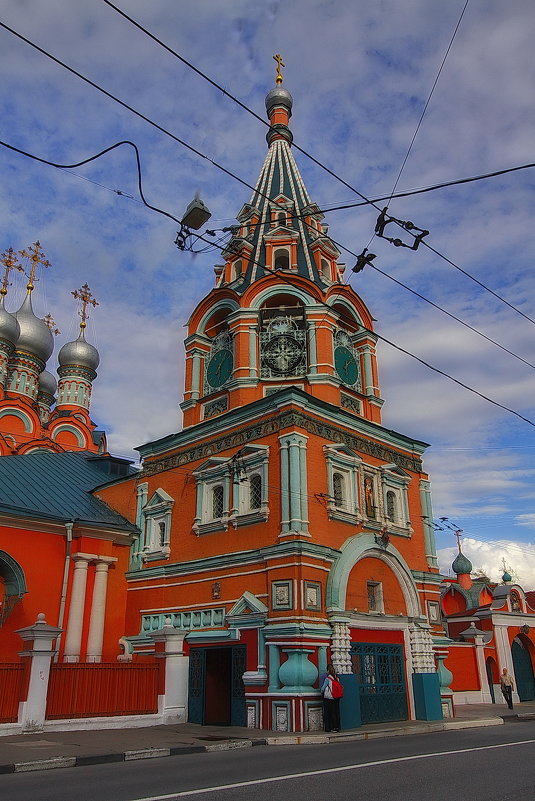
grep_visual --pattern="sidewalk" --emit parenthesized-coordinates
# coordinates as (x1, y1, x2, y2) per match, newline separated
(2, 701, 534, 774)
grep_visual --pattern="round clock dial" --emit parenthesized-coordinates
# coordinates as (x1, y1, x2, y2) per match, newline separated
(206, 349, 233, 389)
(334, 345, 358, 385)
(264, 334, 304, 375)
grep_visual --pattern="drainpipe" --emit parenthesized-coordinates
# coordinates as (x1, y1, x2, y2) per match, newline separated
(54, 519, 74, 662)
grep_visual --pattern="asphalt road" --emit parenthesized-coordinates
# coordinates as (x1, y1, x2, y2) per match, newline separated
(3, 722, 535, 801)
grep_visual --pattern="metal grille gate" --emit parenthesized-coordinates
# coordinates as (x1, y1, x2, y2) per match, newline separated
(350, 643, 408, 724)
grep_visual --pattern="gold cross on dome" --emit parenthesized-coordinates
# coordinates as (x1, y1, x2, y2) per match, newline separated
(19, 241, 51, 291)
(0, 247, 24, 297)
(273, 53, 285, 85)
(72, 283, 98, 331)
(43, 313, 60, 336)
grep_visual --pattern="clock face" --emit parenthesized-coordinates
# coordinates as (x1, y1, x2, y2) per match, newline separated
(264, 334, 304, 375)
(206, 349, 233, 389)
(334, 345, 358, 385)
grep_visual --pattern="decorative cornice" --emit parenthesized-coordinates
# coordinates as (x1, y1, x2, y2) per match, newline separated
(141, 407, 423, 477)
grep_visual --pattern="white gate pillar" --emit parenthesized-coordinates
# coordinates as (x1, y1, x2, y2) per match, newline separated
(150, 619, 189, 724)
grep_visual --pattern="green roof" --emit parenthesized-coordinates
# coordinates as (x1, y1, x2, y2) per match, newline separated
(0, 451, 138, 531)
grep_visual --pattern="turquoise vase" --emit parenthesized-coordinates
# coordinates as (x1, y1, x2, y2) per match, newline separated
(278, 648, 318, 692)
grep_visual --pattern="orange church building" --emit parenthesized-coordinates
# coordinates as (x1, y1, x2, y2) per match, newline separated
(95, 73, 446, 731)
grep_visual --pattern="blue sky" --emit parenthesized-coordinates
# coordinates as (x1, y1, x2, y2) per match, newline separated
(1, 0, 534, 582)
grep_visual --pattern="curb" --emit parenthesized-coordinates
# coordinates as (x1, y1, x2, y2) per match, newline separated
(0, 717, 505, 773)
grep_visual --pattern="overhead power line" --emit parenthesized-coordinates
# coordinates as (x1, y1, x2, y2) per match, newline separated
(3, 134, 535, 373)
(99, 0, 534, 326)
(2, 25, 535, 417)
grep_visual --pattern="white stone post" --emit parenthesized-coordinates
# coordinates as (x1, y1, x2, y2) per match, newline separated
(63, 554, 90, 662)
(86, 558, 116, 662)
(16, 613, 62, 732)
(149, 619, 189, 724)
(330, 620, 352, 674)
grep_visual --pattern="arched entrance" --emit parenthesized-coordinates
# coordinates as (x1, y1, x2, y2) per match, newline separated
(486, 656, 498, 703)
(512, 636, 535, 701)
(0, 551, 27, 626)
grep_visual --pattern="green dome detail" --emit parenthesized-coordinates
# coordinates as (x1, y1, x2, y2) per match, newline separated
(452, 551, 472, 575)
(502, 571, 512, 583)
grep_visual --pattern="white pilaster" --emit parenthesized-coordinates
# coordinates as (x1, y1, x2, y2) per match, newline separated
(63, 555, 90, 662)
(86, 558, 115, 662)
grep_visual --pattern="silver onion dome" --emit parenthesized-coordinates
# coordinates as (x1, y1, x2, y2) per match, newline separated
(38, 369, 57, 397)
(0, 297, 20, 346)
(58, 330, 100, 372)
(265, 86, 293, 119)
(14, 293, 54, 363)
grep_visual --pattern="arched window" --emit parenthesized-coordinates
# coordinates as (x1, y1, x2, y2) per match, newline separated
(276, 211, 287, 225)
(386, 490, 397, 522)
(231, 259, 243, 282)
(212, 485, 224, 519)
(273, 248, 290, 270)
(158, 521, 167, 547)
(249, 474, 262, 510)
(321, 258, 330, 279)
(333, 472, 345, 508)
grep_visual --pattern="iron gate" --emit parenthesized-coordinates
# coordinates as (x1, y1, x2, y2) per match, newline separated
(350, 642, 408, 724)
(512, 640, 535, 701)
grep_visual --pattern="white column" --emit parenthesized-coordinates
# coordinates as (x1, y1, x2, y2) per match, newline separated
(63, 555, 90, 662)
(474, 636, 492, 703)
(86, 560, 111, 663)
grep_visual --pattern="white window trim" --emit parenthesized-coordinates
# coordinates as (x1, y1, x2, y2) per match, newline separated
(380, 463, 412, 535)
(324, 444, 362, 524)
(141, 488, 174, 562)
(230, 445, 269, 528)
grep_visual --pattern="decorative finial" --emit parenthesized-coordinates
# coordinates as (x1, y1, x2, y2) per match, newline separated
(454, 529, 463, 552)
(0, 247, 24, 297)
(43, 313, 60, 336)
(273, 53, 285, 85)
(71, 283, 98, 332)
(19, 241, 51, 292)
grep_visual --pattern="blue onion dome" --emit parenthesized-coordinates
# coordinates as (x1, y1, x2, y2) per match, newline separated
(0, 296, 20, 346)
(38, 369, 57, 397)
(452, 551, 473, 575)
(265, 86, 293, 119)
(58, 330, 99, 372)
(14, 293, 54, 362)
(502, 570, 512, 583)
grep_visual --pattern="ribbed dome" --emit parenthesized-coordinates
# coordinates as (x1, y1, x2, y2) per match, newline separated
(58, 330, 99, 371)
(0, 297, 20, 346)
(265, 86, 293, 119)
(14, 293, 54, 362)
(38, 369, 57, 397)
(452, 551, 473, 575)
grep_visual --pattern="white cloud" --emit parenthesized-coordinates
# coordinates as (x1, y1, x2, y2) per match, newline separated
(438, 537, 535, 589)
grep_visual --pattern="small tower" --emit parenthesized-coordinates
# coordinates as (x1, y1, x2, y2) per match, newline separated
(37, 369, 57, 424)
(6, 242, 53, 401)
(55, 284, 100, 413)
(452, 530, 473, 590)
(0, 248, 22, 394)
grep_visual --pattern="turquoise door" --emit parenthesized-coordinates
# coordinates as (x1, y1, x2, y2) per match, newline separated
(350, 643, 408, 724)
(512, 640, 535, 701)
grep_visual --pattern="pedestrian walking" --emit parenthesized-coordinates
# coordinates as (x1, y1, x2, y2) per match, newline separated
(321, 663, 343, 732)
(500, 667, 514, 709)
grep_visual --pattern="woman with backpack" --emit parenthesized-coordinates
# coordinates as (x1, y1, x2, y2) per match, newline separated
(321, 663, 343, 732)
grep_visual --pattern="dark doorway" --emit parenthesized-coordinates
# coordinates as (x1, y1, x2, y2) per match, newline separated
(205, 648, 232, 724)
(188, 645, 246, 726)
(512, 638, 535, 701)
(486, 657, 498, 703)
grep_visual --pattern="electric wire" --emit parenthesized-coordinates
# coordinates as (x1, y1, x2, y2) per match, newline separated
(386, 0, 470, 202)
(3, 135, 534, 372)
(2, 16, 535, 334)
(1, 27, 534, 421)
(2, 134, 535, 422)
(99, 0, 535, 326)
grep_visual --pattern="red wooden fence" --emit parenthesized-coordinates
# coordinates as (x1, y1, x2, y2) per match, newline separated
(45, 662, 160, 719)
(0, 663, 24, 723)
